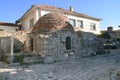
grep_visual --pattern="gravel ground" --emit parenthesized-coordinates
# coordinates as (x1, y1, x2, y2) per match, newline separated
(0, 49, 120, 80)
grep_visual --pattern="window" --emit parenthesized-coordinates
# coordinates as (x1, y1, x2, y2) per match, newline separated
(90, 23, 96, 30)
(65, 37, 71, 50)
(77, 20, 83, 28)
(30, 18, 34, 28)
(69, 19, 76, 27)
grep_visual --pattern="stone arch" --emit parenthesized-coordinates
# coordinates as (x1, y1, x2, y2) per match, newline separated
(65, 36, 71, 50)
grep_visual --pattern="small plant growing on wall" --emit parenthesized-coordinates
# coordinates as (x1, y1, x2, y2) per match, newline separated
(76, 31, 82, 37)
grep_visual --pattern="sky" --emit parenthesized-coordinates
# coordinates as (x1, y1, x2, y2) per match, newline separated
(0, 0, 120, 30)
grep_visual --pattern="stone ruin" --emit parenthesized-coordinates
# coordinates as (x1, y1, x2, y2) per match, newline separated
(0, 13, 103, 63)
(0, 32, 26, 53)
(24, 13, 104, 63)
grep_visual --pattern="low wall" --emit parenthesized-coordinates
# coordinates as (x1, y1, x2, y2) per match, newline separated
(0, 31, 27, 53)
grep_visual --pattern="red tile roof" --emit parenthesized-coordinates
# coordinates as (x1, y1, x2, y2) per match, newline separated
(20, 5, 101, 21)
(0, 22, 19, 27)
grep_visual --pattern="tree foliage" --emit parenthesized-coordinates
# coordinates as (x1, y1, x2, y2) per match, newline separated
(116, 35, 120, 42)
(98, 32, 111, 39)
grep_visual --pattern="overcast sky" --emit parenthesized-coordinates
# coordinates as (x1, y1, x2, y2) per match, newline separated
(0, 0, 120, 30)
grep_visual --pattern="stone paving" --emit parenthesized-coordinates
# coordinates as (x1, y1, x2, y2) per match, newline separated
(0, 49, 120, 80)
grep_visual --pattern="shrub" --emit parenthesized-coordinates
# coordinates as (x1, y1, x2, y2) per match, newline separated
(76, 31, 82, 37)
(14, 46, 21, 53)
(99, 32, 111, 39)
(0, 54, 10, 64)
(116, 36, 120, 42)
(13, 54, 24, 63)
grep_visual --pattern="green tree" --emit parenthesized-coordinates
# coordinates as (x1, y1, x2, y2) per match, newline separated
(100, 32, 111, 39)
(116, 36, 120, 42)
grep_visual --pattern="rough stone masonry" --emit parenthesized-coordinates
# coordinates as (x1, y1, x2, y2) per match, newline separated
(24, 13, 103, 63)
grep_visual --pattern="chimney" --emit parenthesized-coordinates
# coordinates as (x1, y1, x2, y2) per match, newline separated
(107, 26, 113, 32)
(69, 6, 74, 12)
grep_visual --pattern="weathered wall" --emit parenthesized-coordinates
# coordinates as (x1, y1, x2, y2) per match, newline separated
(24, 30, 104, 63)
(0, 31, 27, 53)
(20, 8, 37, 31)
(0, 25, 18, 32)
(0, 37, 11, 53)
(80, 31, 104, 56)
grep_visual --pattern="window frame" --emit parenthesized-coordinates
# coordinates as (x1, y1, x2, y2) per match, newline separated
(77, 20, 83, 28)
(30, 18, 34, 28)
(90, 23, 96, 30)
(69, 19, 76, 27)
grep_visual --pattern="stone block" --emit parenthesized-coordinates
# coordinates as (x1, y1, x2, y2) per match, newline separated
(44, 56, 55, 63)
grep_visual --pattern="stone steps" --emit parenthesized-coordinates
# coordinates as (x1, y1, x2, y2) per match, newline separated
(22, 56, 44, 65)
(13, 53, 45, 65)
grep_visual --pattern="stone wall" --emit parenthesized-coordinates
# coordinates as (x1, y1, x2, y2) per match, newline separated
(80, 31, 104, 56)
(0, 37, 11, 53)
(0, 30, 103, 63)
(24, 29, 104, 63)
(0, 31, 104, 64)
(0, 31, 27, 53)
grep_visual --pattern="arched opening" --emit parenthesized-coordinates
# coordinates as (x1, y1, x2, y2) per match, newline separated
(30, 38, 33, 51)
(65, 37, 71, 50)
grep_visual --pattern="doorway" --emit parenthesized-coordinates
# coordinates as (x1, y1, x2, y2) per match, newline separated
(65, 37, 71, 50)
(30, 38, 33, 51)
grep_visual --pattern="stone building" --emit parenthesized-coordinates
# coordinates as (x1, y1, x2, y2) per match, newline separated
(24, 13, 80, 61)
(0, 22, 19, 32)
(24, 13, 102, 62)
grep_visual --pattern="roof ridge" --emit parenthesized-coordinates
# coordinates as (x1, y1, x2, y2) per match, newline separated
(19, 4, 101, 21)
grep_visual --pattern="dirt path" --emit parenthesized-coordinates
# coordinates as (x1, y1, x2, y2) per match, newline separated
(0, 49, 120, 80)
(110, 49, 120, 54)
